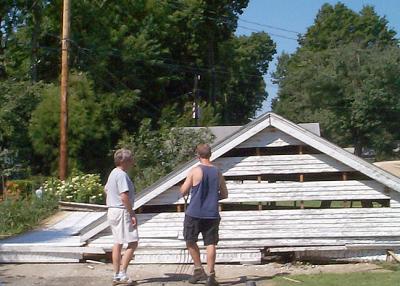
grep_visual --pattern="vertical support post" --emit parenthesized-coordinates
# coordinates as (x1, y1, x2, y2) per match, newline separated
(342, 172, 350, 208)
(256, 147, 262, 183)
(299, 146, 305, 209)
(59, 0, 71, 180)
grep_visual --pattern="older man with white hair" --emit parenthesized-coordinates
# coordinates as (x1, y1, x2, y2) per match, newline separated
(105, 148, 138, 285)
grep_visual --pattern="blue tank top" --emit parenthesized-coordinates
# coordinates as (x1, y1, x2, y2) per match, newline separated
(186, 165, 220, 219)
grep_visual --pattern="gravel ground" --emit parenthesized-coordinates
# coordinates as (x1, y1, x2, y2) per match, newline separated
(0, 262, 386, 286)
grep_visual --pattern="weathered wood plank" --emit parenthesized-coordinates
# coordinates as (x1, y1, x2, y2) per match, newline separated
(268, 246, 347, 252)
(236, 128, 304, 148)
(147, 180, 387, 205)
(138, 222, 400, 232)
(270, 114, 400, 193)
(131, 249, 262, 264)
(134, 209, 400, 224)
(214, 154, 353, 173)
(80, 220, 110, 243)
(0, 245, 105, 254)
(0, 252, 81, 263)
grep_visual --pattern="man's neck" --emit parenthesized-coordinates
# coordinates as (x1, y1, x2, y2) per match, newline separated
(199, 158, 213, 166)
(117, 166, 127, 172)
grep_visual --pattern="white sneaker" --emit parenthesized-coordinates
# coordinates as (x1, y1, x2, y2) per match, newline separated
(112, 272, 135, 285)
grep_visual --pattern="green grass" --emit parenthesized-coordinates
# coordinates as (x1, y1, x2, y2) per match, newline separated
(0, 194, 59, 237)
(273, 269, 400, 286)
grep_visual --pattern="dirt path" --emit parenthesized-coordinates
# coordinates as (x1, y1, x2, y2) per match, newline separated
(0, 262, 386, 286)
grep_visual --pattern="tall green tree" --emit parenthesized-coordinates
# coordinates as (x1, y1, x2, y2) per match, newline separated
(298, 3, 397, 50)
(0, 80, 43, 162)
(3, 0, 276, 177)
(28, 72, 140, 175)
(8, 0, 274, 125)
(273, 3, 400, 158)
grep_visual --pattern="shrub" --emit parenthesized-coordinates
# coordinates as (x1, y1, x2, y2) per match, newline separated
(0, 193, 59, 237)
(43, 173, 105, 204)
(4, 179, 37, 200)
(118, 119, 215, 191)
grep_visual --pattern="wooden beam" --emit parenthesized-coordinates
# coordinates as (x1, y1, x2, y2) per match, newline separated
(299, 169, 304, 210)
(256, 147, 262, 183)
(342, 172, 350, 208)
(387, 250, 400, 263)
(299, 145, 305, 210)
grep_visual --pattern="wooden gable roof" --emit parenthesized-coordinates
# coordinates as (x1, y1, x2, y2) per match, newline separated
(134, 112, 400, 209)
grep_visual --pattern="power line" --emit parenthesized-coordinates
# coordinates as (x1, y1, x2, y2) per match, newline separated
(238, 18, 301, 35)
(163, 1, 299, 40)
(68, 37, 276, 80)
(73, 44, 163, 114)
(238, 25, 298, 41)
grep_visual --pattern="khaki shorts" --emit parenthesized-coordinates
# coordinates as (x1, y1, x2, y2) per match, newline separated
(107, 208, 139, 244)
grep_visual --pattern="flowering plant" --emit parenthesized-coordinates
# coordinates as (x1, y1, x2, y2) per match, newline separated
(43, 174, 104, 204)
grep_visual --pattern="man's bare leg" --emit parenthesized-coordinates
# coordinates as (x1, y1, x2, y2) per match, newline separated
(206, 244, 216, 274)
(121, 241, 138, 272)
(186, 241, 202, 267)
(112, 243, 123, 274)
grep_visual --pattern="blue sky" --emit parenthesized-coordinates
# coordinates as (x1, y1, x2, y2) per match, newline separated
(235, 0, 400, 115)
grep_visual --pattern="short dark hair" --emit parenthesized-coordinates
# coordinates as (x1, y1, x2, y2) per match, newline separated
(196, 144, 212, 159)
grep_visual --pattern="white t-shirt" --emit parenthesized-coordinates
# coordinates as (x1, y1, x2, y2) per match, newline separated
(105, 167, 135, 208)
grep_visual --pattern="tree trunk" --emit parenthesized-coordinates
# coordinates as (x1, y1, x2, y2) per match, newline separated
(0, 15, 6, 79)
(30, 1, 42, 82)
(354, 140, 363, 157)
(208, 34, 216, 105)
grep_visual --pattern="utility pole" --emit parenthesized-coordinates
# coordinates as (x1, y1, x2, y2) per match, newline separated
(192, 74, 200, 126)
(59, 0, 70, 180)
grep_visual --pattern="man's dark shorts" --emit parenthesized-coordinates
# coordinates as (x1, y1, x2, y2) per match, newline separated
(183, 215, 220, 246)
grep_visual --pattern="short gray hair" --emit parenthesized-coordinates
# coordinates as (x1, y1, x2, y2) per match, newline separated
(114, 148, 133, 166)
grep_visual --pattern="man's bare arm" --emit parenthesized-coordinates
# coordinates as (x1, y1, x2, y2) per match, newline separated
(120, 192, 136, 226)
(219, 172, 228, 200)
(180, 169, 193, 196)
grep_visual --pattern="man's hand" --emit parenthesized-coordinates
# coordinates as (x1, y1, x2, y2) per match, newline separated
(130, 213, 137, 226)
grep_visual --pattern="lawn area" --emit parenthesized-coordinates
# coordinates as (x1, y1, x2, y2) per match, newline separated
(273, 268, 400, 286)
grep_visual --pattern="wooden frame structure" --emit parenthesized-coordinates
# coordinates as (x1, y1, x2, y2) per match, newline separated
(88, 113, 400, 263)
(2, 113, 400, 263)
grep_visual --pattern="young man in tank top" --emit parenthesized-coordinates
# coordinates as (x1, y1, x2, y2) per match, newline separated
(180, 144, 228, 286)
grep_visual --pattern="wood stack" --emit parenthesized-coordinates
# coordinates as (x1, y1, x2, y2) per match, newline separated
(2, 113, 400, 264)
(0, 211, 106, 263)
